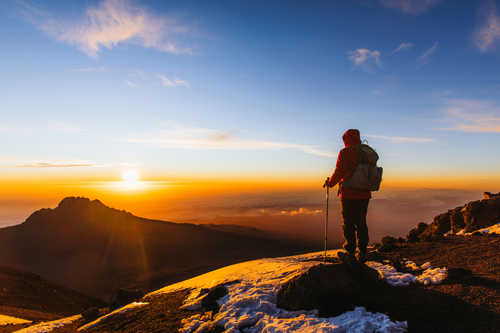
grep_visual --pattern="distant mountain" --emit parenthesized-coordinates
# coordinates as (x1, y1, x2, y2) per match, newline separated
(0, 197, 310, 300)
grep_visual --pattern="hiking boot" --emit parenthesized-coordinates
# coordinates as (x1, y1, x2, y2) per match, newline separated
(356, 251, 367, 263)
(338, 251, 356, 265)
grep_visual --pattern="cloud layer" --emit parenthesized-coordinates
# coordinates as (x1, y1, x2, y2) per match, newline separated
(443, 99, 500, 133)
(379, 0, 441, 15)
(128, 127, 335, 157)
(21, 0, 191, 57)
(16, 161, 101, 168)
(475, 3, 500, 53)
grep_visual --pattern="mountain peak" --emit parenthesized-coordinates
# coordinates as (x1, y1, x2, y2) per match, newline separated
(57, 196, 105, 210)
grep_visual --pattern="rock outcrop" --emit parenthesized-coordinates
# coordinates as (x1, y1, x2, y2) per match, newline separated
(483, 191, 500, 199)
(277, 262, 382, 316)
(407, 193, 500, 241)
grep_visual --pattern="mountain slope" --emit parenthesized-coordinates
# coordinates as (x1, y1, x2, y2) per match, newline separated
(0, 197, 310, 300)
(65, 234, 499, 333)
(0, 265, 101, 332)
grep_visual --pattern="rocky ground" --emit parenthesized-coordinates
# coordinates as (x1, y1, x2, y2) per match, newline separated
(21, 234, 494, 333)
(381, 234, 500, 324)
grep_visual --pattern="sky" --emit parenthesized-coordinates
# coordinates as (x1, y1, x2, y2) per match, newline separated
(1, 0, 500, 238)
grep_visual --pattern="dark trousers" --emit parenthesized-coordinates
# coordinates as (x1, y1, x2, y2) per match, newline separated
(340, 199, 370, 254)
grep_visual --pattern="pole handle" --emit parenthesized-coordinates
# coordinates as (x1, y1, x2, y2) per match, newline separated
(323, 177, 330, 188)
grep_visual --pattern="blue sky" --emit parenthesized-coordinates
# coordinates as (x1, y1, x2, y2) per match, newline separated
(1, 0, 500, 184)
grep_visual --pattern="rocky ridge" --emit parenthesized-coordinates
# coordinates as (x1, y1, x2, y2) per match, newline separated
(407, 192, 500, 242)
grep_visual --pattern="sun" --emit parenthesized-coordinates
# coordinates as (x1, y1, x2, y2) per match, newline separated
(122, 170, 139, 183)
(121, 170, 141, 189)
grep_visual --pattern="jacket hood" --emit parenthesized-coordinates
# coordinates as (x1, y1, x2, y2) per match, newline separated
(342, 129, 361, 147)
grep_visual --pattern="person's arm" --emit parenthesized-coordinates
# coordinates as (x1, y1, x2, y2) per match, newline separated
(328, 150, 346, 188)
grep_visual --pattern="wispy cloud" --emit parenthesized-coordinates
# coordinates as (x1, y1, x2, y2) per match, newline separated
(125, 80, 138, 87)
(70, 66, 106, 72)
(19, 0, 192, 57)
(280, 207, 322, 216)
(366, 135, 434, 143)
(442, 99, 500, 133)
(379, 0, 441, 15)
(474, 2, 500, 53)
(16, 160, 103, 168)
(348, 48, 382, 72)
(392, 42, 414, 54)
(128, 127, 335, 157)
(418, 41, 439, 65)
(157, 74, 189, 87)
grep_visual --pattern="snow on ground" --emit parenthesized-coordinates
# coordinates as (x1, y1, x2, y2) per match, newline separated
(365, 262, 416, 287)
(150, 249, 407, 333)
(366, 260, 447, 287)
(0, 314, 32, 326)
(77, 302, 148, 331)
(454, 223, 500, 236)
(14, 315, 81, 333)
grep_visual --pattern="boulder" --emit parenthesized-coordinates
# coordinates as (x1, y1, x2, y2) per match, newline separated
(483, 192, 500, 199)
(449, 207, 465, 233)
(379, 236, 399, 252)
(433, 212, 451, 234)
(407, 222, 427, 242)
(277, 262, 382, 316)
(417, 221, 444, 242)
(200, 285, 228, 313)
(462, 198, 500, 232)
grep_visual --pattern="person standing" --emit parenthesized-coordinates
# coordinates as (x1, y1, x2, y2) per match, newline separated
(326, 129, 371, 262)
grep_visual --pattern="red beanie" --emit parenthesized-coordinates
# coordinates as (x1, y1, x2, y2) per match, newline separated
(342, 129, 361, 147)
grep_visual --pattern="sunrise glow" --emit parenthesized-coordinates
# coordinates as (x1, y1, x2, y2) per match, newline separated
(118, 170, 143, 190)
(1, 0, 499, 230)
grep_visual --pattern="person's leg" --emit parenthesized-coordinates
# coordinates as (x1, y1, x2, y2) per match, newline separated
(340, 199, 356, 255)
(355, 199, 370, 255)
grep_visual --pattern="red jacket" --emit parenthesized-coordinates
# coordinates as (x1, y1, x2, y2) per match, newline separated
(328, 129, 371, 200)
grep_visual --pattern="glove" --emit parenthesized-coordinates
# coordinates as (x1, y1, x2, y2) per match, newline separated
(323, 177, 330, 188)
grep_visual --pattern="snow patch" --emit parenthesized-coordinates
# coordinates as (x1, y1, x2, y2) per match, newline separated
(476, 223, 500, 235)
(151, 250, 406, 333)
(78, 302, 148, 331)
(366, 261, 447, 287)
(0, 314, 32, 326)
(366, 262, 417, 287)
(15, 315, 81, 333)
(450, 223, 500, 236)
(416, 267, 447, 286)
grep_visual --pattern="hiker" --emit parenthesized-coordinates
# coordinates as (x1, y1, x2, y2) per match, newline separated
(325, 129, 380, 262)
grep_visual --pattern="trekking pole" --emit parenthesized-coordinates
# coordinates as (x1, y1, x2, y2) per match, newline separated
(323, 177, 330, 263)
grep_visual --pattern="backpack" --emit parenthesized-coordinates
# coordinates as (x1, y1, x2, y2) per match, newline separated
(341, 144, 383, 191)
